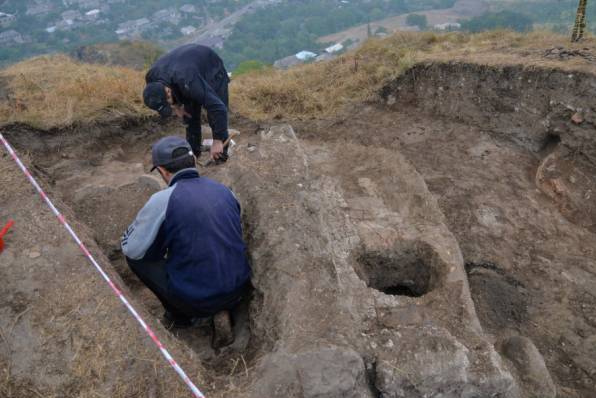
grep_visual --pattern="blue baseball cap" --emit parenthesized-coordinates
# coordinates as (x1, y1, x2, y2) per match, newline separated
(151, 136, 194, 172)
(143, 82, 172, 118)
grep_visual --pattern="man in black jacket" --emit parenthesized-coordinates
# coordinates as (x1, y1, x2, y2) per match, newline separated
(143, 44, 230, 160)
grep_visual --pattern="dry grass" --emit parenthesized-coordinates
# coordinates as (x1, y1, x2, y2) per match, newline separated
(231, 38, 416, 120)
(231, 30, 596, 121)
(0, 54, 150, 130)
(74, 40, 164, 70)
(1, 31, 595, 129)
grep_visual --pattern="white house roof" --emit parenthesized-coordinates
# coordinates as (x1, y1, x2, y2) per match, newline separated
(295, 50, 317, 60)
(180, 4, 197, 13)
(325, 43, 343, 53)
(434, 22, 461, 30)
(181, 26, 196, 35)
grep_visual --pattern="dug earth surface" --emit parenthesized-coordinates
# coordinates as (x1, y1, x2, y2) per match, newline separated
(1, 61, 595, 397)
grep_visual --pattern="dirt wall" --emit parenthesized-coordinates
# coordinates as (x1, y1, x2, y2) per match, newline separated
(382, 61, 596, 232)
(382, 62, 596, 156)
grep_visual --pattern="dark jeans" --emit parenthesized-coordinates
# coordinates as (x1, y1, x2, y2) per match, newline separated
(185, 74, 230, 157)
(126, 256, 246, 320)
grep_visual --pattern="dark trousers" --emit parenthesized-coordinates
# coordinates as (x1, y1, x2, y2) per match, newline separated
(185, 74, 229, 156)
(126, 256, 247, 319)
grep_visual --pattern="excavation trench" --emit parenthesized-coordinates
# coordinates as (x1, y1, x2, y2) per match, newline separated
(370, 62, 596, 396)
(3, 60, 596, 397)
(5, 121, 267, 378)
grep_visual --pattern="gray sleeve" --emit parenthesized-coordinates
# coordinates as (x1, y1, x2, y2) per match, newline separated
(121, 186, 174, 260)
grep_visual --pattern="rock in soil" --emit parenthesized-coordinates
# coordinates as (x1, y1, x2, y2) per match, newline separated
(499, 335, 557, 398)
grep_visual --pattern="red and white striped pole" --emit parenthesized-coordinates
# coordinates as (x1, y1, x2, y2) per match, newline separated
(0, 133, 205, 398)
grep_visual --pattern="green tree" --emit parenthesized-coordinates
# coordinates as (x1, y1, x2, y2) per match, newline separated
(460, 11, 533, 33)
(233, 60, 268, 75)
(370, 8, 385, 21)
(406, 14, 428, 30)
(219, 0, 456, 68)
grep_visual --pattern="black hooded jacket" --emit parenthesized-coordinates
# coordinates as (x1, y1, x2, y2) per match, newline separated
(145, 44, 230, 141)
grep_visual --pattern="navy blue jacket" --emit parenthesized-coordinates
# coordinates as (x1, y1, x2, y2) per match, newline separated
(121, 169, 250, 310)
(145, 44, 230, 141)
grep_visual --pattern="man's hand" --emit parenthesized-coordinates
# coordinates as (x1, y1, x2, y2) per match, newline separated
(172, 104, 191, 119)
(210, 139, 224, 160)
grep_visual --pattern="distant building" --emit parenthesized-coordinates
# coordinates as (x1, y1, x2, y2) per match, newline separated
(274, 50, 317, 69)
(295, 51, 317, 61)
(46, 26, 57, 33)
(0, 12, 15, 28)
(116, 18, 151, 37)
(180, 26, 197, 36)
(61, 10, 82, 22)
(0, 30, 26, 45)
(153, 8, 181, 25)
(434, 22, 461, 31)
(180, 4, 197, 14)
(85, 9, 101, 19)
(26, 1, 54, 16)
(325, 43, 344, 54)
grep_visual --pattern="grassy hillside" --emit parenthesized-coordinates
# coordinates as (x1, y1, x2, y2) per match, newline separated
(71, 41, 164, 70)
(231, 30, 596, 120)
(0, 55, 149, 129)
(219, 0, 457, 68)
(1, 30, 594, 131)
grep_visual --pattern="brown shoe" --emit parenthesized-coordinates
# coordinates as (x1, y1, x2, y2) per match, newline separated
(212, 310, 234, 349)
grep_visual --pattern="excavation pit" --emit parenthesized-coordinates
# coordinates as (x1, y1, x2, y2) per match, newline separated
(4, 53, 596, 396)
(14, 125, 265, 375)
(355, 240, 445, 298)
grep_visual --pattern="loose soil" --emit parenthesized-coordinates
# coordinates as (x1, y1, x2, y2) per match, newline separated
(1, 60, 595, 397)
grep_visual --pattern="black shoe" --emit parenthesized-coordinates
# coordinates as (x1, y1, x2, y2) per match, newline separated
(162, 311, 197, 329)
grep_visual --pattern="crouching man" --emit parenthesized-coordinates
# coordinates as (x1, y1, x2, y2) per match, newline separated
(121, 136, 251, 348)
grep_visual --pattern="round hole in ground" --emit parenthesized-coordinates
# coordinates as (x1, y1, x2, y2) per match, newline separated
(354, 240, 445, 297)
(540, 133, 561, 154)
